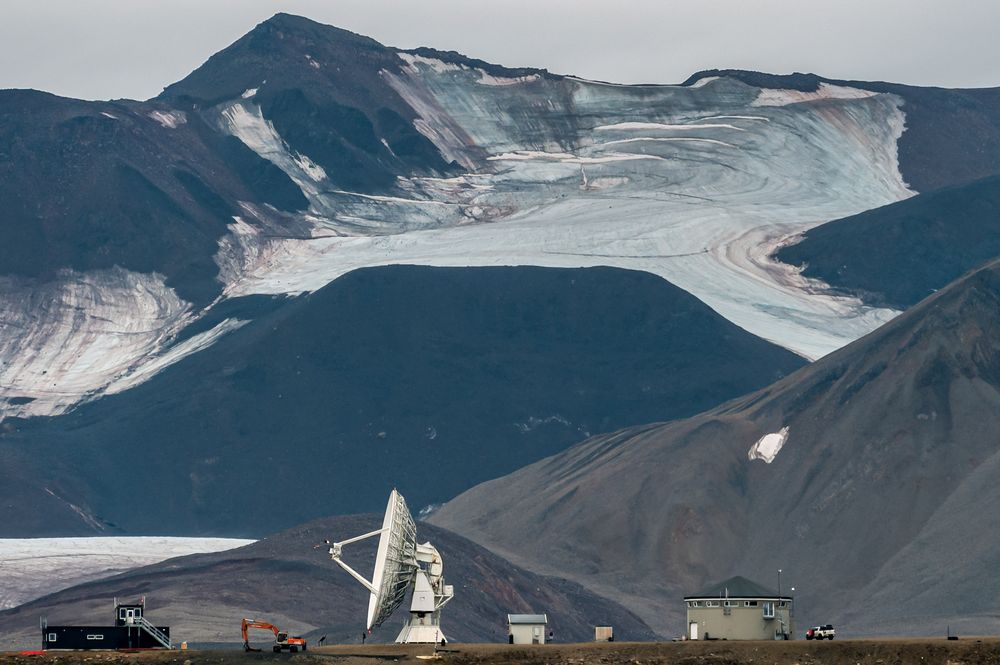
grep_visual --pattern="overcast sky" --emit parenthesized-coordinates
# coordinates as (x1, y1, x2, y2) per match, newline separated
(1, 0, 997, 101)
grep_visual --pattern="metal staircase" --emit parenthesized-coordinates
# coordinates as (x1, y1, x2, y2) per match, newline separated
(137, 616, 173, 649)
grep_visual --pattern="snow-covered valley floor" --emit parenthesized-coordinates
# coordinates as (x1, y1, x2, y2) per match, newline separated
(0, 537, 254, 609)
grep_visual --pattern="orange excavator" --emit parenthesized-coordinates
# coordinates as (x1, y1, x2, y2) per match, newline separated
(241, 618, 308, 653)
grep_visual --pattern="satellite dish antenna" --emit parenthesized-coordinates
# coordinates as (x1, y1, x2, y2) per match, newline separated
(328, 489, 454, 643)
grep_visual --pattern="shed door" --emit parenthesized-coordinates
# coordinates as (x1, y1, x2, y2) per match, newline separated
(689, 622, 699, 640)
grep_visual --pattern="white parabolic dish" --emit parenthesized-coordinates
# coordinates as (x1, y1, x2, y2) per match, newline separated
(367, 490, 418, 630)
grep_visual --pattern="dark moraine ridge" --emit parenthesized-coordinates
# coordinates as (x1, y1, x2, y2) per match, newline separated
(776, 174, 1000, 309)
(0, 265, 805, 537)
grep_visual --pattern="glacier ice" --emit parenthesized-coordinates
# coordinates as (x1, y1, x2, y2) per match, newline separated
(1, 66, 918, 420)
(216, 65, 911, 360)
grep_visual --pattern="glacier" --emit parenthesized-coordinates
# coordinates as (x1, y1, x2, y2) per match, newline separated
(1, 63, 915, 422)
(216, 62, 911, 359)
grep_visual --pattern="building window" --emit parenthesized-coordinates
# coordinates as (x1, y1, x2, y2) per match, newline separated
(706, 600, 719, 607)
(86, 634, 104, 640)
(747, 600, 758, 607)
(762, 602, 775, 619)
(47, 633, 57, 642)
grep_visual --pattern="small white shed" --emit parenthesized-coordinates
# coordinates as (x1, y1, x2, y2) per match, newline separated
(507, 614, 548, 644)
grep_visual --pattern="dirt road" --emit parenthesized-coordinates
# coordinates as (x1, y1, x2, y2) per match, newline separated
(3, 639, 1000, 665)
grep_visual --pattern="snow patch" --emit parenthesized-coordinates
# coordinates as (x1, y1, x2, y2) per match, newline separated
(749, 426, 789, 463)
(698, 115, 770, 122)
(147, 110, 187, 128)
(216, 101, 328, 208)
(488, 150, 664, 164)
(398, 52, 465, 74)
(689, 75, 720, 88)
(241, 87, 258, 99)
(477, 71, 541, 86)
(294, 153, 328, 182)
(598, 137, 737, 149)
(99, 112, 118, 120)
(752, 83, 879, 107)
(595, 121, 744, 132)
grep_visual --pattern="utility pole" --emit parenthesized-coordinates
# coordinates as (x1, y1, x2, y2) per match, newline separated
(777, 569, 784, 639)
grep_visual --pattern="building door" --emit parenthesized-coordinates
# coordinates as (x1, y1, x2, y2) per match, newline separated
(689, 622, 699, 640)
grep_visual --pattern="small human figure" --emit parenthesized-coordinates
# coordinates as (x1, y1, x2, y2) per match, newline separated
(362, 632, 366, 644)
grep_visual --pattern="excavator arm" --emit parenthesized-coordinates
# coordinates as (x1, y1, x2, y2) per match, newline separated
(241, 618, 279, 652)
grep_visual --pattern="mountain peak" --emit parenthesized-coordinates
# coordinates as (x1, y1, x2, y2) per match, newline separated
(253, 12, 386, 49)
(158, 13, 394, 105)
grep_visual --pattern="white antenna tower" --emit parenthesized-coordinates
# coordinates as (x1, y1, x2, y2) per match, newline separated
(328, 489, 454, 643)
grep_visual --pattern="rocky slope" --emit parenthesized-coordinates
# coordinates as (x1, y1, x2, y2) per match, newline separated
(432, 259, 1000, 638)
(0, 515, 656, 650)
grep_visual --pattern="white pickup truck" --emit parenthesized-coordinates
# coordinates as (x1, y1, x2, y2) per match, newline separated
(805, 624, 835, 640)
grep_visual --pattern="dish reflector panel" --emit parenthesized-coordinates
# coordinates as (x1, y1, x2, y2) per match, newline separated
(367, 489, 417, 630)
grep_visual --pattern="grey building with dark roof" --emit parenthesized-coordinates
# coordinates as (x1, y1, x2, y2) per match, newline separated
(684, 576, 793, 640)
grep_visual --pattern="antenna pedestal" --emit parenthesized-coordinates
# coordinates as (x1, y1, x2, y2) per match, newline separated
(396, 611, 444, 644)
(395, 570, 451, 643)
